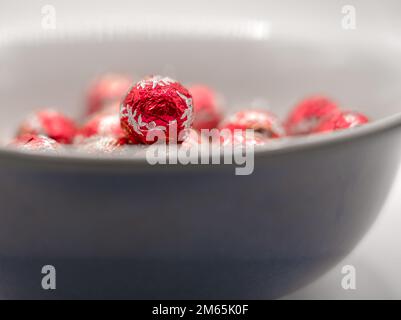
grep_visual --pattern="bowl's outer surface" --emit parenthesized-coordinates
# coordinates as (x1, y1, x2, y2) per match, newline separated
(1, 28, 401, 298)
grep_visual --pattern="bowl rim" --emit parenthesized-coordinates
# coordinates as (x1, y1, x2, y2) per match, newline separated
(1, 112, 400, 170)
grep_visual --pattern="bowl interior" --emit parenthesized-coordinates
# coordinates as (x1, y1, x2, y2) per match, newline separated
(1, 34, 401, 143)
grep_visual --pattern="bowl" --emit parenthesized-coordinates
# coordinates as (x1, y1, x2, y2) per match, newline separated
(0, 29, 401, 299)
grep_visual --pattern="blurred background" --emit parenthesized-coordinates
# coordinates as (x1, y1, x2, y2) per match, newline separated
(1, 0, 401, 299)
(2, 0, 401, 40)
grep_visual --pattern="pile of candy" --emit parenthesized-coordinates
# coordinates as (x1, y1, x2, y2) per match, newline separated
(9, 74, 369, 154)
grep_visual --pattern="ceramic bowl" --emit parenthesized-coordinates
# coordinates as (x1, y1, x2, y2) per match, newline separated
(0, 30, 401, 299)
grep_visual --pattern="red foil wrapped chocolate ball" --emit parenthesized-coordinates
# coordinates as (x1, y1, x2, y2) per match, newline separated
(313, 111, 369, 133)
(120, 76, 194, 144)
(17, 109, 77, 144)
(285, 96, 339, 136)
(76, 113, 125, 142)
(11, 134, 61, 152)
(86, 74, 133, 116)
(220, 109, 284, 139)
(189, 85, 223, 130)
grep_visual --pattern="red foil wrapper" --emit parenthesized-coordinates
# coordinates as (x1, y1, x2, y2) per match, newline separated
(11, 134, 61, 152)
(314, 111, 369, 133)
(285, 96, 339, 135)
(189, 85, 223, 130)
(76, 113, 124, 142)
(220, 109, 284, 139)
(86, 74, 133, 116)
(120, 76, 194, 144)
(17, 109, 77, 144)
